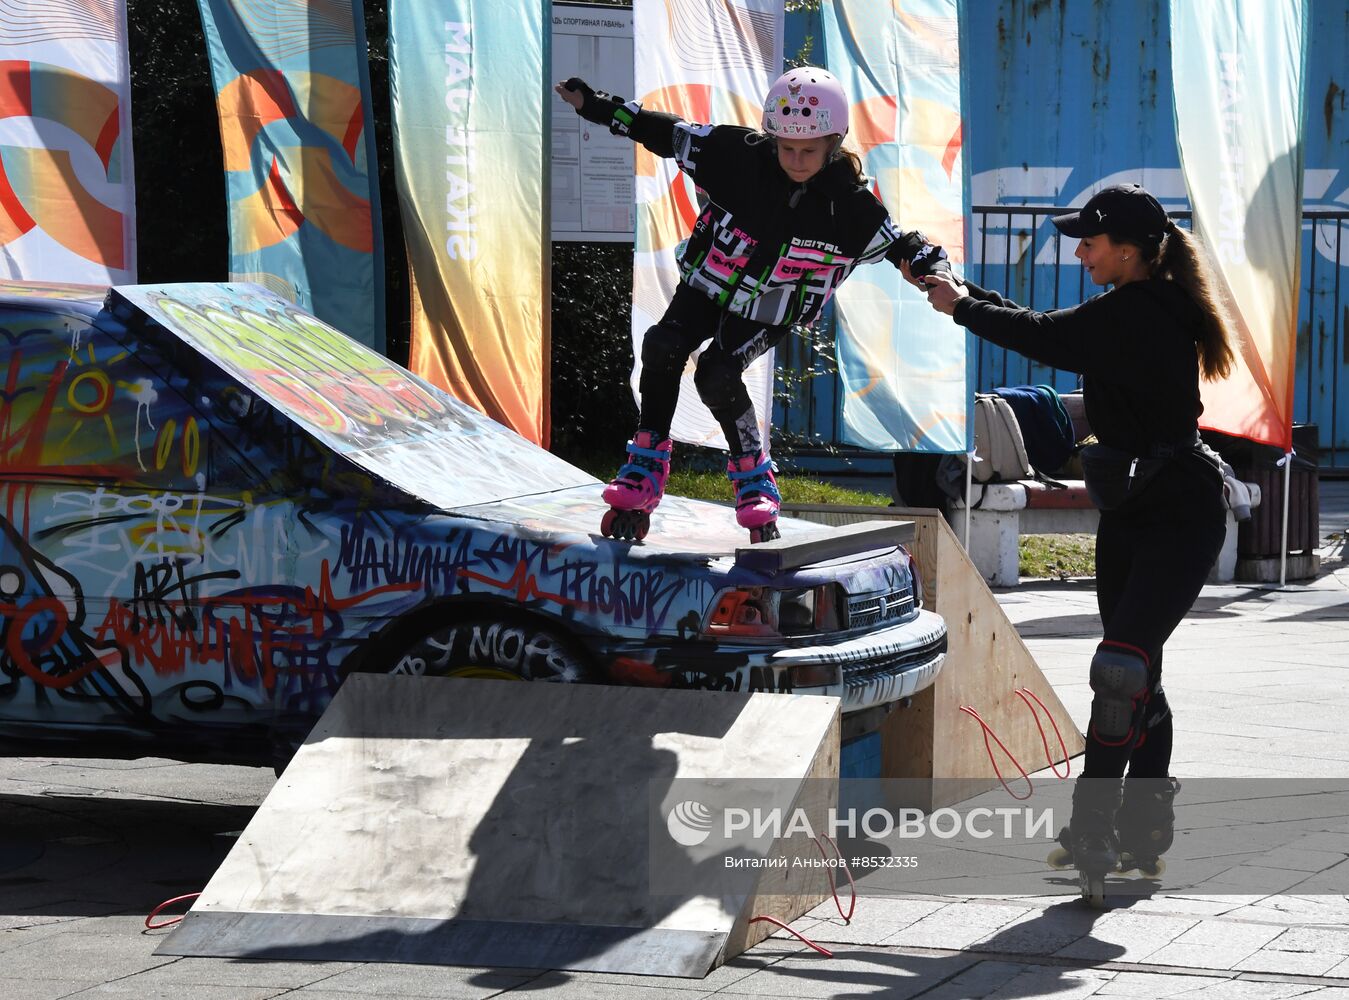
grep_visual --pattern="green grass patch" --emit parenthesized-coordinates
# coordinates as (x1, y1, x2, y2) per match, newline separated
(665, 469, 891, 507)
(1019, 533, 1096, 579)
(567, 448, 892, 507)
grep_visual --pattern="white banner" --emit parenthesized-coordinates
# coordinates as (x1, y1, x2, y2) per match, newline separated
(1172, 0, 1307, 450)
(630, 0, 782, 450)
(823, 0, 969, 453)
(0, 0, 136, 283)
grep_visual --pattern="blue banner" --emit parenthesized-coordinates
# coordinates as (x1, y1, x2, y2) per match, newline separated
(959, 0, 1346, 459)
(195, 0, 385, 351)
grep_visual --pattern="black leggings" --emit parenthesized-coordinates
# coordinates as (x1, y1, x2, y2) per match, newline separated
(637, 286, 788, 456)
(1083, 473, 1226, 780)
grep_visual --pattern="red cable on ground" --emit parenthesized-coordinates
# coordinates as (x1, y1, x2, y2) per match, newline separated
(748, 915, 834, 956)
(958, 704, 1033, 800)
(145, 892, 200, 930)
(1015, 686, 1071, 779)
(748, 831, 858, 957)
(815, 834, 856, 923)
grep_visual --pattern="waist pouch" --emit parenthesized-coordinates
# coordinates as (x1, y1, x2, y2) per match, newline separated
(1080, 433, 1205, 511)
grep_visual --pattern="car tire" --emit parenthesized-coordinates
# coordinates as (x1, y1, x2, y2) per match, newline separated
(370, 613, 597, 683)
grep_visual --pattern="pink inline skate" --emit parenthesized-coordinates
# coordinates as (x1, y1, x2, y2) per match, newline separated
(728, 451, 781, 543)
(600, 431, 672, 541)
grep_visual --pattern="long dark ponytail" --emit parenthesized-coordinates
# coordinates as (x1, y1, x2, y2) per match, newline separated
(1142, 221, 1236, 381)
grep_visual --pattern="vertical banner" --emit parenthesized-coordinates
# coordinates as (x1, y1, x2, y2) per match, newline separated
(196, 0, 385, 351)
(823, 0, 969, 453)
(631, 0, 782, 450)
(1172, 0, 1307, 450)
(391, 1, 550, 445)
(0, 0, 136, 284)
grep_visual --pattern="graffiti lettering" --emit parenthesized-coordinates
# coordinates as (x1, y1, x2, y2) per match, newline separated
(94, 562, 420, 690)
(390, 621, 582, 681)
(129, 559, 240, 630)
(340, 524, 701, 627)
(338, 520, 463, 592)
(671, 665, 794, 696)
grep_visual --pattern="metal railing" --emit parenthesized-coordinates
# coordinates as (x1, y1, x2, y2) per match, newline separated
(773, 206, 1349, 469)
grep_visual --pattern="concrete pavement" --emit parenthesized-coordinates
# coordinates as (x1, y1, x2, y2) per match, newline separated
(1, 483, 1346, 999)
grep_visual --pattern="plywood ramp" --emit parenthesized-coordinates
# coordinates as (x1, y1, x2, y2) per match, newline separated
(782, 504, 1084, 810)
(158, 676, 841, 977)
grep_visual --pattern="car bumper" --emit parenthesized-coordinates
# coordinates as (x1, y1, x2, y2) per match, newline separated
(770, 609, 948, 713)
(603, 609, 948, 715)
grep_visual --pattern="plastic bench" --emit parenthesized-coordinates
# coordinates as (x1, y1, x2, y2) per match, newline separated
(950, 478, 1262, 587)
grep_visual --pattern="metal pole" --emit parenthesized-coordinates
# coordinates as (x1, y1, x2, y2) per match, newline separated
(1279, 450, 1292, 587)
(963, 450, 973, 551)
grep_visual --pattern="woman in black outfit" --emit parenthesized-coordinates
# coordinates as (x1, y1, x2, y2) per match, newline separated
(921, 183, 1235, 905)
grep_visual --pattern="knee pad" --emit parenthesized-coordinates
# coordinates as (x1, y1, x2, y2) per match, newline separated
(639, 324, 689, 378)
(1089, 642, 1150, 747)
(693, 352, 743, 406)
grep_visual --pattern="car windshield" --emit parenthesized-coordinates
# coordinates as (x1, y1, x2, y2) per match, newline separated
(110, 283, 598, 509)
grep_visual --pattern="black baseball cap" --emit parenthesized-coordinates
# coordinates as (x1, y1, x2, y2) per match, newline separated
(1052, 183, 1167, 245)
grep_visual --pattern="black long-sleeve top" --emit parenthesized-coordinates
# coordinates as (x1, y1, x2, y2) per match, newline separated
(953, 278, 1207, 457)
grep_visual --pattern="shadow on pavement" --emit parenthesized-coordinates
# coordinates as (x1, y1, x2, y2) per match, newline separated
(0, 792, 249, 920)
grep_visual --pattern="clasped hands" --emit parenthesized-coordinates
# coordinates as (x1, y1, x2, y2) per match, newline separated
(900, 260, 967, 316)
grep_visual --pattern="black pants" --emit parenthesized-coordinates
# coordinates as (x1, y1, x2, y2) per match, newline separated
(1083, 463, 1226, 780)
(637, 285, 788, 455)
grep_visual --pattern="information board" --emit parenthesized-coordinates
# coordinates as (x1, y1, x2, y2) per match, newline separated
(551, 2, 635, 242)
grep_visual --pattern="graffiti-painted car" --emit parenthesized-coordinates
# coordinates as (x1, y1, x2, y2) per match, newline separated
(0, 281, 946, 765)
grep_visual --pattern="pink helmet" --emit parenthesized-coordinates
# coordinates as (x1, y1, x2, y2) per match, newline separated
(761, 67, 849, 141)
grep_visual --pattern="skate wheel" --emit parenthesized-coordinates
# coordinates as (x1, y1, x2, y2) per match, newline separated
(1080, 874, 1107, 909)
(1134, 858, 1165, 878)
(601, 508, 649, 542)
(749, 521, 780, 544)
(1115, 853, 1164, 879)
(1046, 847, 1074, 870)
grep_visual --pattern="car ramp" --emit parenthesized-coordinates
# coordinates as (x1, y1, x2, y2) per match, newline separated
(158, 675, 841, 977)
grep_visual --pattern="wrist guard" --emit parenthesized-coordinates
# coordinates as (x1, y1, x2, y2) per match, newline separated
(564, 77, 630, 131)
(909, 242, 951, 279)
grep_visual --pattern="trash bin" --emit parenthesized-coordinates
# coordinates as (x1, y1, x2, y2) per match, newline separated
(1203, 426, 1321, 580)
(1236, 454, 1319, 558)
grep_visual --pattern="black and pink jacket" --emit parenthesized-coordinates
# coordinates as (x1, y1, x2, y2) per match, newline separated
(570, 80, 949, 329)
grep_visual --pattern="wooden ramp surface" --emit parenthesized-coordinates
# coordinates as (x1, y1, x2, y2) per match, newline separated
(158, 676, 841, 977)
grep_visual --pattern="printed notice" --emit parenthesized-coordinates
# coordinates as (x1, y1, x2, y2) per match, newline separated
(551, 3, 635, 242)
